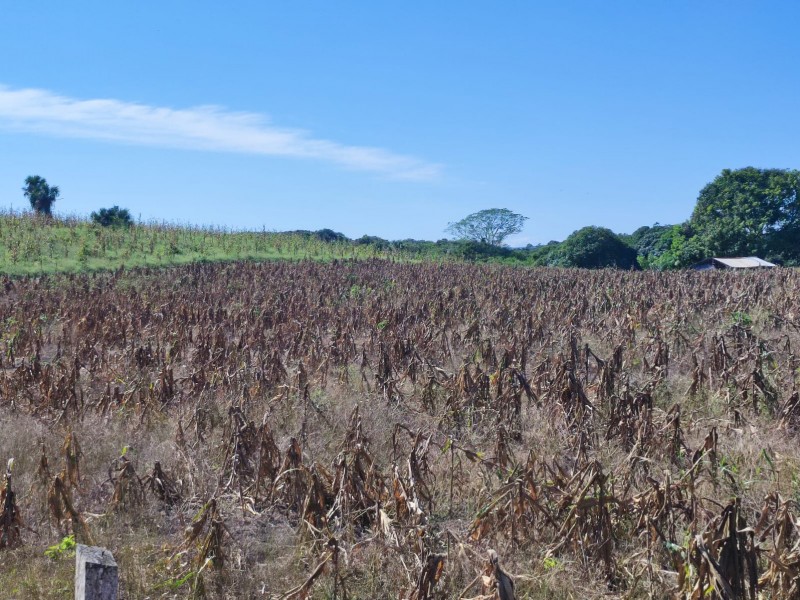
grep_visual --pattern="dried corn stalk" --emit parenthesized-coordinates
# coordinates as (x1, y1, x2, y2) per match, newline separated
(279, 537, 344, 600)
(48, 475, 93, 544)
(108, 453, 145, 511)
(63, 431, 82, 489)
(145, 461, 181, 506)
(403, 553, 445, 600)
(0, 459, 22, 549)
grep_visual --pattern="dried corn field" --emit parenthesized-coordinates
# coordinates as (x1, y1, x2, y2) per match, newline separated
(2, 260, 800, 598)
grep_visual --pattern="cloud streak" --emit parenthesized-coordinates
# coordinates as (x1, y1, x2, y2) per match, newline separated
(0, 85, 440, 180)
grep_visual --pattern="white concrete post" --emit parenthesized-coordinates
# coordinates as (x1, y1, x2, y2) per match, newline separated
(75, 544, 118, 600)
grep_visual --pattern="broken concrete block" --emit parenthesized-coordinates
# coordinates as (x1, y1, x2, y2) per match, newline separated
(75, 544, 118, 600)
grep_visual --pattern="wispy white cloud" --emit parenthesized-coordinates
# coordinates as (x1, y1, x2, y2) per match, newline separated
(0, 85, 441, 181)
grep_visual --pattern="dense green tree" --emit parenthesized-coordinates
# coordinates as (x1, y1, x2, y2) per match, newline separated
(313, 228, 348, 243)
(445, 208, 528, 246)
(288, 229, 349, 243)
(354, 234, 391, 249)
(526, 241, 562, 266)
(627, 224, 673, 259)
(646, 225, 706, 270)
(689, 167, 800, 262)
(625, 223, 706, 269)
(22, 175, 60, 216)
(550, 226, 638, 269)
(454, 240, 520, 261)
(91, 206, 133, 227)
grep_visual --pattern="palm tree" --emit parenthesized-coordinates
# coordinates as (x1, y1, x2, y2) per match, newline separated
(22, 175, 60, 216)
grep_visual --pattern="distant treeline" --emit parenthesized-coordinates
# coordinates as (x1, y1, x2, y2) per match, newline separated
(287, 167, 800, 269)
(400, 167, 800, 268)
(2, 166, 797, 274)
(286, 227, 640, 268)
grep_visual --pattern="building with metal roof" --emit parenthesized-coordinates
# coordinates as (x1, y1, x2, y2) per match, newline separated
(692, 256, 777, 270)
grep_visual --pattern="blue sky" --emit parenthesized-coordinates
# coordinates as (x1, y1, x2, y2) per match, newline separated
(1, 2, 798, 245)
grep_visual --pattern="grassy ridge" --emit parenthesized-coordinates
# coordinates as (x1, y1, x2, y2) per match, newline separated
(0, 211, 406, 275)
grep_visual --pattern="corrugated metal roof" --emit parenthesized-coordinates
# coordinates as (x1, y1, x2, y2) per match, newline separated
(712, 257, 776, 268)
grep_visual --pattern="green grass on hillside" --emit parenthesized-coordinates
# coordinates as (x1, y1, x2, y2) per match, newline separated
(0, 211, 401, 275)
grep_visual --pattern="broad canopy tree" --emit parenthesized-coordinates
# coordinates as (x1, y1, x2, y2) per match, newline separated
(689, 167, 800, 263)
(23, 175, 60, 216)
(550, 226, 639, 269)
(445, 208, 528, 246)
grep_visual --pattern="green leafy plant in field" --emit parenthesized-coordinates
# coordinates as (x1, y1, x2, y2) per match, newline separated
(157, 568, 201, 592)
(542, 556, 561, 570)
(44, 535, 76, 561)
(730, 311, 753, 327)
